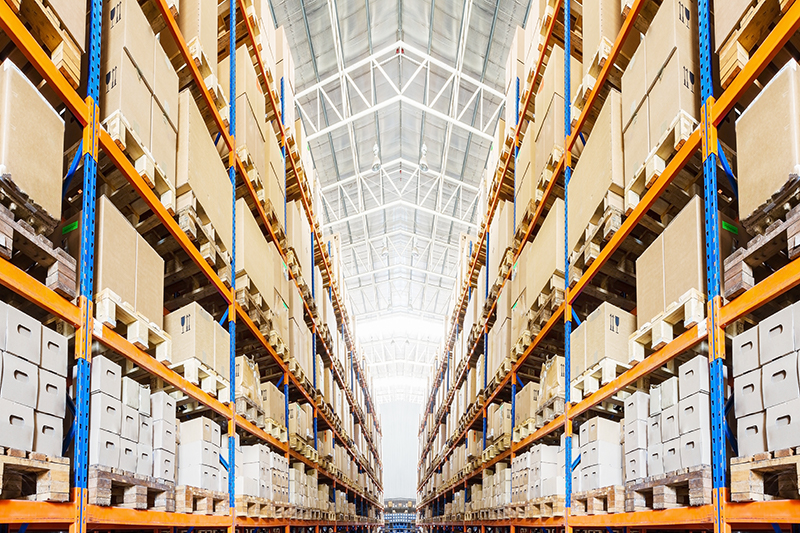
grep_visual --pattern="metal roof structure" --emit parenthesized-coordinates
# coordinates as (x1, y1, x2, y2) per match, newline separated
(268, 0, 533, 404)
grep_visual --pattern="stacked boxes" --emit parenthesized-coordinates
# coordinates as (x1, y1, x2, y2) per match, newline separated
(0, 305, 68, 455)
(151, 390, 177, 481)
(623, 391, 649, 481)
(734, 304, 800, 455)
(165, 302, 231, 389)
(578, 417, 622, 491)
(239, 444, 288, 501)
(178, 417, 222, 491)
(531, 444, 561, 498)
(677, 355, 712, 468)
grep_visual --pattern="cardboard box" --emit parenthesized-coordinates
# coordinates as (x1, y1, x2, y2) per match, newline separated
(119, 437, 138, 472)
(0, 398, 34, 451)
(150, 100, 177, 188)
(584, 301, 635, 368)
(153, 448, 175, 481)
(678, 392, 710, 434)
(761, 352, 800, 409)
(733, 326, 759, 377)
(153, 418, 176, 453)
(95, 195, 137, 311)
(236, 197, 272, 302)
(650, 383, 662, 415)
(625, 448, 648, 481)
(121, 377, 140, 409)
(581, 462, 623, 491)
(679, 354, 710, 399)
(621, 34, 647, 128)
(534, 45, 581, 133)
(91, 354, 122, 399)
(624, 420, 648, 454)
(734, 368, 763, 418)
(662, 437, 682, 472)
(2, 352, 38, 408)
(139, 385, 150, 416)
(570, 320, 587, 381)
(648, 442, 664, 476)
(213, 319, 230, 381)
(680, 428, 710, 468)
(140, 414, 152, 444)
(41, 327, 68, 378)
(661, 404, 679, 441)
(151, 390, 176, 424)
(176, 89, 233, 252)
(91, 391, 121, 434)
(759, 306, 795, 365)
(121, 404, 139, 441)
(582, 0, 626, 82)
(178, 440, 219, 467)
(648, 414, 662, 445)
(37, 368, 66, 417)
(137, 443, 153, 476)
(568, 90, 625, 254)
(581, 440, 623, 467)
(740, 57, 800, 221)
(0, 59, 66, 223)
(219, 46, 266, 137)
(661, 376, 679, 409)
(6, 306, 42, 365)
(181, 417, 221, 446)
(90, 427, 120, 468)
(644, 0, 698, 90)
(529, 197, 565, 305)
(165, 302, 215, 368)
(648, 48, 700, 148)
(134, 230, 164, 329)
(32, 411, 61, 457)
(624, 391, 650, 424)
(176, 0, 217, 71)
(100, 46, 152, 147)
(738, 411, 767, 456)
(579, 416, 620, 446)
(622, 102, 650, 190)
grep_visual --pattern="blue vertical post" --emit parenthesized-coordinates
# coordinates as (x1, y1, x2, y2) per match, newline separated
(227, 0, 237, 513)
(563, 0, 573, 516)
(312, 231, 318, 450)
(698, 2, 726, 533)
(482, 233, 489, 452)
(74, 1, 102, 532)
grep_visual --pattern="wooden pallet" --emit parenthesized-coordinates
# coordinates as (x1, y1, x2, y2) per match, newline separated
(176, 190, 232, 283)
(95, 288, 172, 363)
(718, 0, 797, 89)
(568, 192, 625, 287)
(536, 394, 565, 428)
(624, 110, 697, 214)
(725, 183, 800, 298)
(262, 417, 288, 442)
(625, 465, 712, 511)
(184, 36, 228, 124)
(235, 272, 273, 336)
(572, 485, 625, 515)
(629, 288, 705, 363)
(176, 485, 229, 515)
(103, 110, 176, 213)
(0, 200, 76, 299)
(526, 495, 566, 518)
(169, 357, 228, 398)
(525, 272, 566, 339)
(731, 447, 800, 501)
(4, 0, 82, 87)
(513, 418, 538, 443)
(235, 395, 264, 427)
(235, 494, 273, 518)
(572, 357, 631, 399)
(0, 447, 69, 502)
(88, 465, 175, 511)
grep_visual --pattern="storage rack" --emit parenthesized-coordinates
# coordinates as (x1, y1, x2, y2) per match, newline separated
(416, 0, 800, 531)
(0, 0, 383, 530)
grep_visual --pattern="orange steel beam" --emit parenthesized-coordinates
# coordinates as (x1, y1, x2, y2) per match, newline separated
(85, 505, 233, 527)
(570, 505, 714, 528)
(726, 500, 800, 524)
(721, 254, 800, 326)
(0, 500, 73, 524)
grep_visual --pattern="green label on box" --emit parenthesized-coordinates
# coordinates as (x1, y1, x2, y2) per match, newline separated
(722, 221, 738, 235)
(62, 221, 79, 234)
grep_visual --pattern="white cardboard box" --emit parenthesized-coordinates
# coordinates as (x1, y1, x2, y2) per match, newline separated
(90, 355, 121, 399)
(2, 351, 38, 408)
(678, 392, 710, 435)
(761, 352, 800, 409)
(6, 306, 41, 364)
(738, 411, 767, 456)
(0, 397, 34, 451)
(37, 367, 66, 417)
(90, 427, 120, 468)
(152, 418, 176, 453)
(90, 391, 121, 434)
(734, 367, 764, 417)
(41, 327, 67, 377)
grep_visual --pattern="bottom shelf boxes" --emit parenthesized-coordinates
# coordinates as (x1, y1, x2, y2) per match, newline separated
(87, 464, 176, 511)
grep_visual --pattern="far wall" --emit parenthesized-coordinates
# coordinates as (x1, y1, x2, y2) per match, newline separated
(379, 401, 422, 499)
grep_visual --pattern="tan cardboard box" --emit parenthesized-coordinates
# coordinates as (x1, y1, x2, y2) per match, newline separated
(218, 45, 266, 136)
(102, 0, 155, 89)
(135, 232, 164, 328)
(213, 317, 230, 381)
(96, 195, 137, 307)
(713, 0, 751, 53)
(662, 195, 704, 307)
(584, 302, 636, 367)
(0, 60, 64, 221)
(736, 59, 800, 222)
(534, 45, 581, 129)
(235, 198, 271, 301)
(100, 47, 152, 149)
(621, 32, 647, 129)
(623, 101, 650, 189)
(529, 197, 565, 304)
(165, 302, 214, 367)
(176, 90, 233, 252)
(153, 35, 178, 128)
(570, 321, 586, 380)
(582, 0, 630, 81)
(568, 89, 624, 253)
(275, 26, 295, 93)
(644, 0, 698, 90)
(533, 93, 564, 187)
(177, 0, 217, 69)
(150, 99, 177, 188)
(49, 0, 87, 53)
(636, 230, 665, 329)
(647, 47, 700, 148)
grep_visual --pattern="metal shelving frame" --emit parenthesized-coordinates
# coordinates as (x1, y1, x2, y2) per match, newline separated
(417, 0, 800, 531)
(0, 0, 383, 530)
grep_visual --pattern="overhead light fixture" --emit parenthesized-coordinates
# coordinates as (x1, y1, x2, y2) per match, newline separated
(411, 237, 420, 259)
(381, 236, 389, 258)
(372, 143, 381, 173)
(419, 143, 429, 173)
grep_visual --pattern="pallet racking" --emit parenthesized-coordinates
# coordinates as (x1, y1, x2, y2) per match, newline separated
(416, 0, 800, 532)
(0, 0, 382, 531)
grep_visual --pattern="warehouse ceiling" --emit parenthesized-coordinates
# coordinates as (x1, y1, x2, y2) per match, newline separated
(268, 0, 533, 404)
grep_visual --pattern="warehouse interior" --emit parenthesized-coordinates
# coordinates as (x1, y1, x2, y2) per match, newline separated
(1, 0, 800, 531)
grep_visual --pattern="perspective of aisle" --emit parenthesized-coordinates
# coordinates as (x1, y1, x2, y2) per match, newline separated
(0, 0, 800, 532)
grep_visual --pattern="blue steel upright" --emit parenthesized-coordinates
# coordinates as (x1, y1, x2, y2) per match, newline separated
(226, 0, 237, 513)
(563, 0, 574, 514)
(698, 1, 727, 532)
(74, 1, 102, 532)
(312, 232, 318, 449)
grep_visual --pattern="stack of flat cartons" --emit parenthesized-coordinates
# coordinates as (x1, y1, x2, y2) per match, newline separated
(578, 417, 622, 491)
(0, 305, 68, 456)
(505, 27, 526, 129)
(646, 383, 664, 475)
(733, 306, 800, 455)
(0, 59, 65, 227)
(151, 391, 177, 481)
(531, 444, 561, 497)
(651, 376, 679, 473)
(623, 391, 649, 481)
(101, 0, 178, 208)
(89, 356, 124, 470)
(165, 302, 230, 395)
(178, 417, 222, 491)
(622, 0, 699, 212)
(275, 26, 296, 134)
